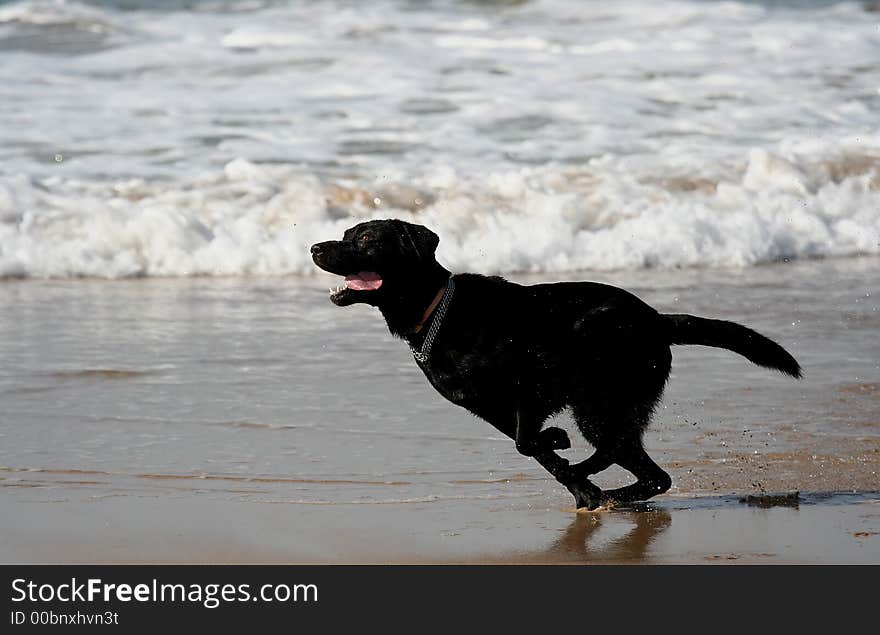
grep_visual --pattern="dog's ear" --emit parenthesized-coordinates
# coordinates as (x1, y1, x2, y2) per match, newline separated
(396, 221, 439, 261)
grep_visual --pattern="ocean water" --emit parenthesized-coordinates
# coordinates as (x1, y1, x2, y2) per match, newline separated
(0, 0, 878, 277)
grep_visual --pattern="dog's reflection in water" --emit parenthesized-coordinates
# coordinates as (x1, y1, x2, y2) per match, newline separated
(543, 507, 672, 563)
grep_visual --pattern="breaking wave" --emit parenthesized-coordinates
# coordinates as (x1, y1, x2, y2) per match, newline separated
(1, 147, 878, 278)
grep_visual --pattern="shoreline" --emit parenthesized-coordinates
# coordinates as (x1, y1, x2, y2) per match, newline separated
(3, 487, 878, 564)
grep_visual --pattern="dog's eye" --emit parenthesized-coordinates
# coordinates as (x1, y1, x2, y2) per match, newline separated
(359, 233, 375, 245)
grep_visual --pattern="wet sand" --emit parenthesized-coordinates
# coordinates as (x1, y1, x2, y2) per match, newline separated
(3, 474, 878, 564)
(1, 257, 878, 563)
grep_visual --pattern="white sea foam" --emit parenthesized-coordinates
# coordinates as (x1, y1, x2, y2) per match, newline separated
(0, 0, 877, 278)
(1, 145, 877, 278)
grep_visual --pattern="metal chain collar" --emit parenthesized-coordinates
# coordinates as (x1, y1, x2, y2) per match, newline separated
(410, 276, 455, 363)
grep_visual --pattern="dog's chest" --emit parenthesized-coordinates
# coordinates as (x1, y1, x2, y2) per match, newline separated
(416, 341, 516, 406)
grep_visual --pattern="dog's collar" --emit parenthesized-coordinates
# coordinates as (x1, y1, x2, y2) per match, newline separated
(409, 275, 455, 364)
(412, 282, 446, 335)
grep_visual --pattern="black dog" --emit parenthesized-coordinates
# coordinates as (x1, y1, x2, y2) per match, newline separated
(311, 219, 801, 509)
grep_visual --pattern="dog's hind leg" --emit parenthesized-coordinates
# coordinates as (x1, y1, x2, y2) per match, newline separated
(567, 449, 614, 481)
(600, 443, 672, 505)
(569, 344, 672, 506)
(563, 474, 604, 510)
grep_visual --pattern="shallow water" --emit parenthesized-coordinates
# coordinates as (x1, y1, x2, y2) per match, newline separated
(1, 257, 878, 559)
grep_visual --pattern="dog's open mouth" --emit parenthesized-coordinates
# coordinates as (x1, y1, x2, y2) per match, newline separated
(330, 271, 383, 305)
(345, 271, 383, 291)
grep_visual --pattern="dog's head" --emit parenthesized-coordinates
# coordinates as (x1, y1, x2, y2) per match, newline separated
(310, 219, 440, 307)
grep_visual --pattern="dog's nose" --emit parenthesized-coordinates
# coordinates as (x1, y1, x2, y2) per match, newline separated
(310, 244, 323, 257)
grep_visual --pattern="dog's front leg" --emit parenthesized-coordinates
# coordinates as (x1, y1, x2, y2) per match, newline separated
(514, 403, 570, 457)
(514, 403, 564, 465)
(515, 405, 603, 510)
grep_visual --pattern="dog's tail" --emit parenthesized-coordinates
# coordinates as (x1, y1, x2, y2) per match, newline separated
(662, 313, 802, 378)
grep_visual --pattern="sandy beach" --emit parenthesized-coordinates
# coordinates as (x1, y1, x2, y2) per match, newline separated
(2, 257, 878, 564)
(4, 486, 879, 564)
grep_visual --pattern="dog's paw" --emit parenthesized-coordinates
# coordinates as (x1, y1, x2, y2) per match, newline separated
(568, 480, 604, 511)
(539, 426, 571, 451)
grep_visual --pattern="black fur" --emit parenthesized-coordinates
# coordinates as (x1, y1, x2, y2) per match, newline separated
(311, 219, 802, 509)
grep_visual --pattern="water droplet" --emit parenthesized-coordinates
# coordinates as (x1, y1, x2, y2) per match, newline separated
(54, 154, 63, 162)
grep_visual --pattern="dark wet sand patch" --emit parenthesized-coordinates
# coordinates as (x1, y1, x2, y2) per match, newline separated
(839, 382, 880, 397)
(739, 491, 800, 508)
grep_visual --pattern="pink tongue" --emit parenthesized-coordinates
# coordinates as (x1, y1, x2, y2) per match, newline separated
(344, 271, 383, 291)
